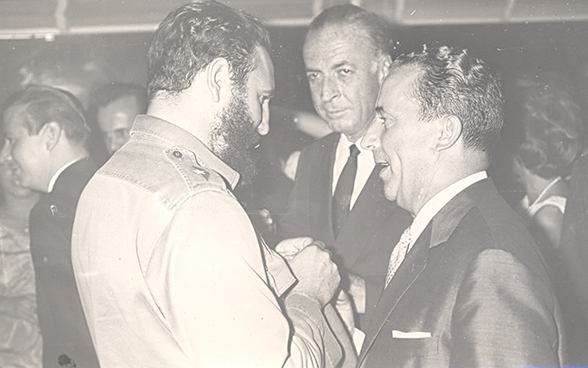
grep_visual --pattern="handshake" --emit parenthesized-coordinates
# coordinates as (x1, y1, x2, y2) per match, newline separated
(276, 238, 355, 333)
(276, 237, 339, 306)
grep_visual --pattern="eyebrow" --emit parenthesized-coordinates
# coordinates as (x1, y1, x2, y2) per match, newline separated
(305, 60, 355, 73)
(332, 61, 352, 70)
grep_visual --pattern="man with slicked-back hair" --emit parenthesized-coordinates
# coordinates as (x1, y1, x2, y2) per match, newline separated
(1, 85, 99, 368)
(359, 43, 567, 368)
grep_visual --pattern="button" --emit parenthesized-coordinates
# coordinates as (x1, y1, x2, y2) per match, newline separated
(172, 150, 183, 158)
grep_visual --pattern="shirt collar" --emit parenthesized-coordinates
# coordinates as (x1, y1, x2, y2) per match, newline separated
(131, 115, 240, 190)
(409, 171, 488, 249)
(337, 133, 371, 157)
(47, 157, 87, 193)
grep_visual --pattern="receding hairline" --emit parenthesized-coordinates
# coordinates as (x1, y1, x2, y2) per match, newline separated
(304, 23, 383, 57)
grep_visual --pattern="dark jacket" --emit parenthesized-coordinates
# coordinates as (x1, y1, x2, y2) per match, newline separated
(30, 158, 99, 368)
(280, 132, 412, 327)
(359, 178, 567, 368)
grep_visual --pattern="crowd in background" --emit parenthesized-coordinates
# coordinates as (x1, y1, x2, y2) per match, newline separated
(0, 2, 587, 367)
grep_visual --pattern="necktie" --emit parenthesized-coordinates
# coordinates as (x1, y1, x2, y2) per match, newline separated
(332, 144, 360, 238)
(385, 226, 412, 288)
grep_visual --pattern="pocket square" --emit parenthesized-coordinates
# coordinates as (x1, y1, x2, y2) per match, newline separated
(392, 330, 432, 339)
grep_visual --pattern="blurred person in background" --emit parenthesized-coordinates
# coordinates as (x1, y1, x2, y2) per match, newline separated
(507, 72, 587, 366)
(0, 86, 99, 368)
(511, 81, 584, 249)
(87, 83, 148, 164)
(0, 159, 41, 368)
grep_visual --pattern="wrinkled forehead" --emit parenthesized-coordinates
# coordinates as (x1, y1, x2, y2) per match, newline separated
(304, 24, 377, 55)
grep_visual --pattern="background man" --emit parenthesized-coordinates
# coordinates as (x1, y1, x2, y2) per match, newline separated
(279, 4, 412, 328)
(359, 43, 566, 367)
(88, 83, 148, 157)
(72, 2, 352, 367)
(0, 85, 99, 368)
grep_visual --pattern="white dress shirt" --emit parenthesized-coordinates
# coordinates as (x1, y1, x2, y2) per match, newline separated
(332, 134, 375, 210)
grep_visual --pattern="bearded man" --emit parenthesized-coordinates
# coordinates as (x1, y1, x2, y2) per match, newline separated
(71, 2, 351, 367)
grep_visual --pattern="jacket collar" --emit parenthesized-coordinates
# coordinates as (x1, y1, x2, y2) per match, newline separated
(131, 115, 240, 190)
(429, 178, 495, 249)
(358, 178, 498, 366)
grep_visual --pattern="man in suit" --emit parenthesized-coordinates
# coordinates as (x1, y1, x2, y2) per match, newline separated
(0, 85, 99, 368)
(358, 43, 567, 367)
(279, 4, 412, 329)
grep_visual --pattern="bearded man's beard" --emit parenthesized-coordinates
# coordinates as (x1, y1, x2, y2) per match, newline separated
(209, 93, 261, 187)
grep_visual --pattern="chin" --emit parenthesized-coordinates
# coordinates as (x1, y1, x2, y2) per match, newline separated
(383, 188, 398, 203)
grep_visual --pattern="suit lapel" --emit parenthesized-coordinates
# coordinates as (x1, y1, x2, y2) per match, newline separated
(358, 225, 431, 366)
(357, 178, 494, 366)
(335, 165, 395, 266)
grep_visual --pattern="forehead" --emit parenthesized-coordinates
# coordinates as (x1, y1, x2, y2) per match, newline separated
(99, 95, 142, 118)
(303, 24, 377, 66)
(247, 47, 275, 91)
(3, 104, 28, 134)
(379, 65, 421, 109)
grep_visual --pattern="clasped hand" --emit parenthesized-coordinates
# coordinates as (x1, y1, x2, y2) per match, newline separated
(276, 237, 340, 307)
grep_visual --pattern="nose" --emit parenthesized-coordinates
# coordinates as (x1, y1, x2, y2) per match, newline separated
(320, 76, 340, 102)
(257, 102, 270, 136)
(361, 118, 383, 151)
(0, 142, 13, 164)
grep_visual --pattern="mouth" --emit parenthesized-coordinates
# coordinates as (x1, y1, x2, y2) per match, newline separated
(374, 151, 390, 167)
(324, 108, 348, 118)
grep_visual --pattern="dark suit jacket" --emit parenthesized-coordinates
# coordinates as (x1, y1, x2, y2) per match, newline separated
(30, 158, 99, 368)
(558, 152, 588, 365)
(279, 133, 412, 327)
(359, 178, 567, 368)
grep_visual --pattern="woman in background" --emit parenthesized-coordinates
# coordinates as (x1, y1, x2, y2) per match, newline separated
(0, 160, 41, 368)
(512, 81, 584, 249)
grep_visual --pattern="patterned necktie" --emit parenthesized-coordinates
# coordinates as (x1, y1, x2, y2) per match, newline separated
(332, 144, 360, 238)
(385, 226, 412, 288)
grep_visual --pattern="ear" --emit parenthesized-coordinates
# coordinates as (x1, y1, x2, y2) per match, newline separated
(436, 115, 462, 151)
(207, 58, 232, 104)
(377, 53, 392, 83)
(39, 121, 62, 151)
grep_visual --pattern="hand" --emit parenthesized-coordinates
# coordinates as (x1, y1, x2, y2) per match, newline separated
(288, 244, 340, 307)
(275, 237, 314, 260)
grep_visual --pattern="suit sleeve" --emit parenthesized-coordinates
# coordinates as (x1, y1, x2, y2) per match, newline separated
(155, 189, 339, 368)
(451, 249, 563, 367)
(279, 146, 314, 240)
